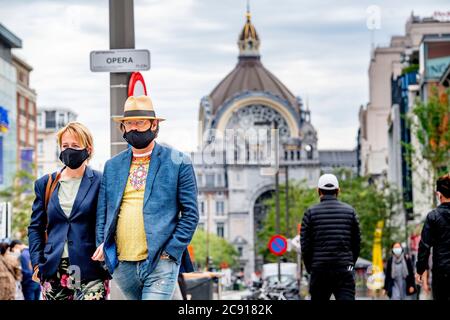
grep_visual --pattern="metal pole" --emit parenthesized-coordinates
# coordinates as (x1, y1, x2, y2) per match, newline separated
(274, 121, 281, 282)
(109, 0, 135, 156)
(297, 223, 303, 299)
(206, 193, 210, 270)
(285, 165, 289, 238)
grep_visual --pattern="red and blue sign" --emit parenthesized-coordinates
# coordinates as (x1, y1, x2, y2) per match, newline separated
(268, 234, 288, 256)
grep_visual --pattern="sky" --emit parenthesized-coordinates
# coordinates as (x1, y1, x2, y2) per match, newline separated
(0, 0, 449, 169)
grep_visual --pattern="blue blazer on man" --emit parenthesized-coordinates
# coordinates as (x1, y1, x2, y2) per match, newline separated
(28, 166, 108, 282)
(96, 142, 199, 275)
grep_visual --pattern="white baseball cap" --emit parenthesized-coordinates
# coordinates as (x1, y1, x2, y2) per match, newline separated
(318, 174, 339, 190)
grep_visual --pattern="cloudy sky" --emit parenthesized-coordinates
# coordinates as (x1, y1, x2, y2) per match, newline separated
(0, 0, 448, 169)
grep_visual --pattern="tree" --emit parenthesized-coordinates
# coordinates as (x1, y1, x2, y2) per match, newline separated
(0, 169, 36, 242)
(189, 228, 239, 270)
(257, 171, 403, 263)
(405, 86, 450, 206)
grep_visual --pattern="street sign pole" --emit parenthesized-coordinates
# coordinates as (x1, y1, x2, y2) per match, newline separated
(109, 0, 135, 156)
(285, 165, 289, 238)
(274, 121, 281, 282)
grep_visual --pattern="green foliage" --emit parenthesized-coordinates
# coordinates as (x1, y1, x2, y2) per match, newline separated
(405, 86, 450, 205)
(190, 228, 239, 270)
(257, 170, 403, 263)
(401, 64, 419, 75)
(0, 169, 36, 242)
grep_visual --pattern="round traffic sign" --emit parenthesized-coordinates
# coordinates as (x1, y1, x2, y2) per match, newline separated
(267, 235, 288, 256)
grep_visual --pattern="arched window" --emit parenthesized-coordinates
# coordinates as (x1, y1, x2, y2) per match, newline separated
(305, 144, 313, 160)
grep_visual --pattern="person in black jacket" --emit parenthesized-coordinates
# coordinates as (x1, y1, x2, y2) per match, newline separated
(416, 173, 450, 301)
(384, 242, 416, 300)
(301, 174, 361, 300)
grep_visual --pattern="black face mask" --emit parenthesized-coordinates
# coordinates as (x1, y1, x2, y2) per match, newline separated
(123, 127, 156, 149)
(59, 148, 90, 169)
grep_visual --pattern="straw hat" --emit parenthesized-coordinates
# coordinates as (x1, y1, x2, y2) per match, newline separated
(113, 95, 165, 122)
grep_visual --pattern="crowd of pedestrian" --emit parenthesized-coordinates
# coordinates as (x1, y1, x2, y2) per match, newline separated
(0, 239, 41, 300)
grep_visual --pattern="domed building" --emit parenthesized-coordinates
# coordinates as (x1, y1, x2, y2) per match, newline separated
(192, 9, 321, 278)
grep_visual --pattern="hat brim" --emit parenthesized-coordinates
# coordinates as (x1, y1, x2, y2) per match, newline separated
(113, 116, 166, 122)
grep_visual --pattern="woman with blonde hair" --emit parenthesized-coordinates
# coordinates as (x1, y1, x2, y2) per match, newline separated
(28, 122, 109, 300)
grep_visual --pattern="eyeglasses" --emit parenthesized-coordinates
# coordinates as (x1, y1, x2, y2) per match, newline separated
(122, 120, 150, 129)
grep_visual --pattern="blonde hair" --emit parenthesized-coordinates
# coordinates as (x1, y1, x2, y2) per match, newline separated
(56, 122, 94, 160)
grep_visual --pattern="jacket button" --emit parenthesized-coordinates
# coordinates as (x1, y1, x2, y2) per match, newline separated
(68, 241, 73, 245)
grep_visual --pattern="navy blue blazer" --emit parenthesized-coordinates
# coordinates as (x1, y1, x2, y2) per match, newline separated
(28, 166, 108, 282)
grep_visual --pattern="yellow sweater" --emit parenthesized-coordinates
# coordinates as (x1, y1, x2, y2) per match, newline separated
(116, 155, 151, 261)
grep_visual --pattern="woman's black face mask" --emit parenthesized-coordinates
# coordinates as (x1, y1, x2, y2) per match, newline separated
(59, 148, 90, 169)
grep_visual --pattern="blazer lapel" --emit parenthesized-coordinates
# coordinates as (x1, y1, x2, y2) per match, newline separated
(113, 148, 133, 212)
(48, 182, 68, 220)
(69, 166, 94, 219)
(143, 142, 162, 207)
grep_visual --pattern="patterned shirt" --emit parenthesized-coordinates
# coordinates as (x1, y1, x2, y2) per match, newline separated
(116, 153, 151, 261)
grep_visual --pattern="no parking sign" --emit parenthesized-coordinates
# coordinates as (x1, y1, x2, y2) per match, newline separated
(267, 235, 288, 256)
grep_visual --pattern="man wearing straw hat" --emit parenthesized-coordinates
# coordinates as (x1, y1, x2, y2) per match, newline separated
(93, 95, 199, 300)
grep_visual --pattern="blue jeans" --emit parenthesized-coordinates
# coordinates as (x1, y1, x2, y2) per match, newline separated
(113, 258, 180, 300)
(23, 283, 41, 300)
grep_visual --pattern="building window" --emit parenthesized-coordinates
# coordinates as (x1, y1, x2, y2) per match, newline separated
(216, 201, 224, 215)
(57, 112, 66, 129)
(217, 174, 222, 187)
(237, 246, 243, 257)
(216, 223, 224, 238)
(297, 151, 301, 160)
(37, 139, 44, 156)
(45, 111, 56, 129)
(37, 112, 43, 129)
(200, 201, 205, 216)
(305, 144, 313, 160)
(205, 174, 215, 187)
(197, 174, 202, 186)
(290, 151, 294, 160)
(19, 127, 26, 143)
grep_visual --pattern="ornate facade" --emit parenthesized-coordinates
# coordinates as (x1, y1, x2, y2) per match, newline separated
(192, 9, 321, 279)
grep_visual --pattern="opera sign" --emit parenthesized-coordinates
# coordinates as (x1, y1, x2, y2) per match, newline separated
(90, 49, 150, 73)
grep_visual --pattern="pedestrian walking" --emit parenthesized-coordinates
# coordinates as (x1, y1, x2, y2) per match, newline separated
(94, 95, 199, 300)
(416, 173, 450, 300)
(0, 242, 21, 300)
(9, 240, 41, 300)
(300, 173, 361, 300)
(383, 242, 416, 300)
(28, 122, 110, 300)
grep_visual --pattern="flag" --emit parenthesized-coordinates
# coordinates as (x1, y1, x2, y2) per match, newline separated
(0, 106, 9, 133)
(367, 220, 385, 290)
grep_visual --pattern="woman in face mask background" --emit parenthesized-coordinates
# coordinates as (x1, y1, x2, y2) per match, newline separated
(383, 242, 416, 300)
(28, 122, 110, 300)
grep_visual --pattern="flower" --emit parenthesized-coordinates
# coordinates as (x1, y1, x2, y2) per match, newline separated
(41, 281, 52, 293)
(60, 274, 69, 287)
(83, 293, 95, 300)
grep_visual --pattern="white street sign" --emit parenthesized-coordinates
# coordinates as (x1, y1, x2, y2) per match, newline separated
(0, 202, 12, 240)
(291, 235, 301, 252)
(90, 49, 150, 73)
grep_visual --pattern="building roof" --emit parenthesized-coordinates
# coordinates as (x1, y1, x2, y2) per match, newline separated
(12, 54, 33, 72)
(209, 9, 298, 114)
(0, 23, 22, 48)
(209, 57, 299, 114)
